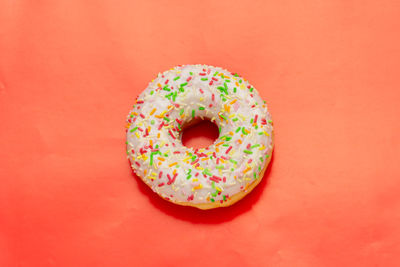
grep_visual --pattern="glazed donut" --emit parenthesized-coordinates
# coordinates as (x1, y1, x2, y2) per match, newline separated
(126, 64, 274, 209)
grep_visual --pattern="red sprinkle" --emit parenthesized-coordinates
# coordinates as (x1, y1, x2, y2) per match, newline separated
(140, 113, 145, 119)
(158, 122, 164, 130)
(135, 162, 140, 167)
(254, 115, 258, 123)
(186, 76, 192, 82)
(212, 94, 215, 101)
(225, 146, 233, 154)
(187, 195, 194, 201)
(158, 183, 165, 187)
(165, 79, 169, 84)
(169, 130, 175, 139)
(199, 88, 204, 94)
(136, 100, 144, 104)
(159, 171, 163, 178)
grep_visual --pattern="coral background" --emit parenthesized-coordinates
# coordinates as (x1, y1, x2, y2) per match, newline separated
(1, 0, 400, 266)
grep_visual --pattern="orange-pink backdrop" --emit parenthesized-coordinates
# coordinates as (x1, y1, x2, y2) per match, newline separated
(1, 1, 400, 266)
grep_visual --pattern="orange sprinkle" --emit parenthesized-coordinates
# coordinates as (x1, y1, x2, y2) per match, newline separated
(237, 139, 242, 144)
(201, 157, 209, 161)
(215, 142, 224, 146)
(144, 169, 147, 175)
(230, 99, 237, 105)
(228, 131, 234, 136)
(169, 162, 178, 167)
(158, 157, 165, 161)
(157, 83, 162, 88)
(224, 104, 230, 112)
(243, 167, 251, 174)
(150, 108, 156, 115)
(216, 147, 219, 152)
(173, 169, 177, 175)
(158, 162, 162, 166)
(157, 133, 160, 138)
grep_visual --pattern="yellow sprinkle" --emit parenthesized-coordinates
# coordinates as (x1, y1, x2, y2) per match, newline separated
(196, 167, 204, 170)
(173, 169, 177, 175)
(150, 108, 156, 115)
(169, 162, 177, 167)
(160, 141, 165, 147)
(264, 131, 270, 136)
(229, 114, 235, 118)
(259, 145, 266, 150)
(216, 186, 222, 192)
(193, 178, 199, 182)
(192, 184, 203, 191)
(151, 172, 157, 176)
(135, 132, 140, 138)
(200, 97, 204, 101)
(238, 114, 246, 120)
(240, 84, 246, 89)
(147, 176, 156, 180)
(183, 156, 191, 161)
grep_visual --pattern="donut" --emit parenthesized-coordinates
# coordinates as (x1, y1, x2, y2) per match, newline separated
(126, 64, 274, 209)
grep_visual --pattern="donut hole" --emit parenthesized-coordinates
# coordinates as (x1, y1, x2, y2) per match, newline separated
(181, 119, 219, 149)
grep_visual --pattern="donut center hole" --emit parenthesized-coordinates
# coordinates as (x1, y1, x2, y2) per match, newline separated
(181, 119, 219, 149)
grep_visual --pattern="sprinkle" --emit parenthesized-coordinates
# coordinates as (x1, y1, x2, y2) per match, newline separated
(180, 109, 185, 115)
(244, 150, 253, 154)
(169, 162, 177, 167)
(225, 146, 233, 154)
(130, 127, 138, 133)
(230, 99, 237, 105)
(173, 76, 180, 81)
(192, 184, 203, 191)
(251, 144, 260, 149)
(168, 130, 176, 139)
(192, 109, 195, 118)
(199, 107, 205, 110)
(201, 78, 208, 81)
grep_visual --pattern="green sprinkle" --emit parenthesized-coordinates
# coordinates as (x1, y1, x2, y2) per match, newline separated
(260, 157, 264, 162)
(233, 117, 239, 122)
(177, 124, 181, 131)
(219, 126, 221, 133)
(173, 76, 180, 81)
(179, 87, 185, 92)
(258, 132, 264, 135)
(224, 82, 228, 91)
(253, 172, 257, 179)
(180, 82, 188, 87)
(150, 90, 154, 95)
(130, 127, 138, 132)
(180, 109, 185, 115)
(239, 79, 242, 83)
(198, 107, 205, 110)
(203, 169, 213, 176)
(268, 120, 273, 123)
(216, 165, 224, 169)
(217, 86, 227, 94)
(150, 153, 154, 166)
(229, 159, 238, 165)
(223, 195, 226, 201)
(244, 150, 253, 154)
(233, 87, 237, 93)
(213, 71, 219, 76)
(251, 144, 260, 149)
(225, 79, 231, 83)
(172, 91, 177, 102)
(249, 87, 254, 92)
(265, 154, 270, 158)
(255, 125, 259, 129)
(192, 109, 195, 118)
(201, 78, 208, 81)
(234, 73, 239, 77)
(164, 153, 168, 157)
(242, 127, 248, 135)
(163, 117, 170, 122)
(222, 144, 229, 147)
(250, 118, 254, 123)
(235, 127, 241, 133)
(162, 86, 170, 91)
(220, 114, 228, 121)
(151, 120, 155, 125)
(231, 168, 235, 171)
(210, 198, 215, 202)
(222, 97, 227, 102)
